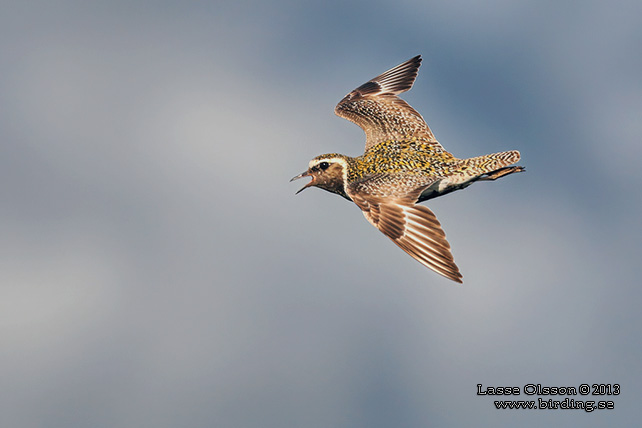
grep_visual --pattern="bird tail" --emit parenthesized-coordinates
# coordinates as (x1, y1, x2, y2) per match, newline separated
(416, 150, 523, 202)
(461, 150, 522, 177)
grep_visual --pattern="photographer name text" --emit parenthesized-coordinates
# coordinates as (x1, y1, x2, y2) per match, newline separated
(477, 383, 619, 396)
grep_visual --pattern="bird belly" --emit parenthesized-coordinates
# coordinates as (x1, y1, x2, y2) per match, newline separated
(417, 175, 477, 202)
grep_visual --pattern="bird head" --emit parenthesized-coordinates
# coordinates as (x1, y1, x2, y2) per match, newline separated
(290, 155, 350, 198)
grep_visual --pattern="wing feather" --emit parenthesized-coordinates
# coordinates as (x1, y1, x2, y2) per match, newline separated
(353, 195, 463, 283)
(334, 56, 442, 152)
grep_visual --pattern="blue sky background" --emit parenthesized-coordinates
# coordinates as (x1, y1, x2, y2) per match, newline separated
(1, 1, 641, 427)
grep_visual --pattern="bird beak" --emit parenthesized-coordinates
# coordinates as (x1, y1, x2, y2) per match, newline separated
(290, 170, 313, 194)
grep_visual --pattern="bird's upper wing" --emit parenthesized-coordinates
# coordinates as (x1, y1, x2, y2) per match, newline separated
(335, 55, 443, 152)
(350, 193, 463, 283)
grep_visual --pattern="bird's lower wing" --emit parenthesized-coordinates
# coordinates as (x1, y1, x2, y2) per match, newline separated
(353, 195, 463, 283)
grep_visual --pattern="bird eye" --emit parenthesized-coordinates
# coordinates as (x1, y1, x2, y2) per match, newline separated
(319, 161, 330, 170)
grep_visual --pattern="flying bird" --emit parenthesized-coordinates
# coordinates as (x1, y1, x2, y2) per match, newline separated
(291, 56, 523, 283)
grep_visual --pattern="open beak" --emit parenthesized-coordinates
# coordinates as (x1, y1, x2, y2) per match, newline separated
(290, 170, 314, 194)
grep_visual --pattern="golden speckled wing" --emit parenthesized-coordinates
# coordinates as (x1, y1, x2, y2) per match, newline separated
(351, 194, 463, 283)
(335, 55, 443, 152)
